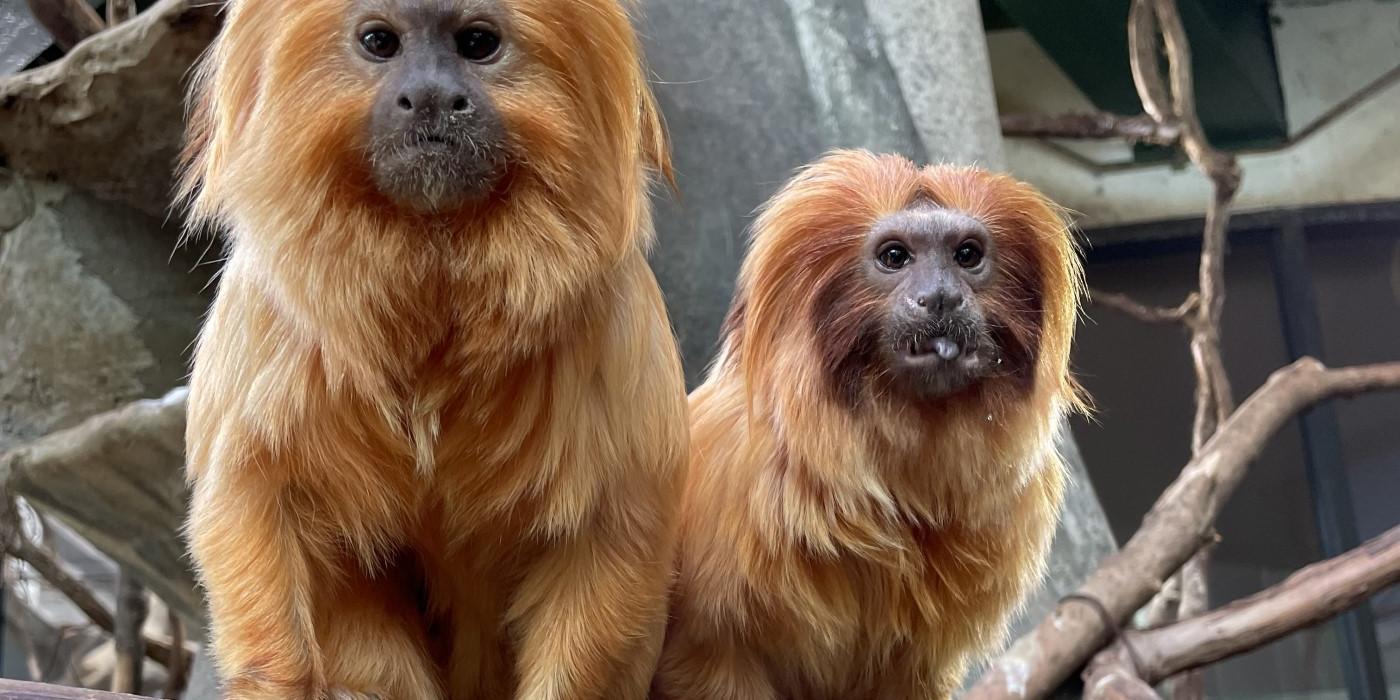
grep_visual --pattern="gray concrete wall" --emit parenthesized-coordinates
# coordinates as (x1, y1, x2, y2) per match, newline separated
(641, 0, 1006, 384)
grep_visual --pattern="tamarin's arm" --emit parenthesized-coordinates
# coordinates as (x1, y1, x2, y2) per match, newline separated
(187, 462, 328, 699)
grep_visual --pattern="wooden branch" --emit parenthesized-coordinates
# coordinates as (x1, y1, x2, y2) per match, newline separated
(23, 0, 105, 51)
(1152, 0, 1240, 197)
(1092, 290, 1198, 326)
(1, 388, 201, 621)
(1088, 523, 1400, 690)
(1127, 0, 1173, 126)
(1001, 112, 1180, 146)
(1145, 6, 1241, 688)
(106, 0, 137, 25)
(964, 358, 1400, 700)
(0, 679, 151, 699)
(111, 571, 149, 694)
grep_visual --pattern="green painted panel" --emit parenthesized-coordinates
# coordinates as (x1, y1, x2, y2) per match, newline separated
(989, 0, 1288, 152)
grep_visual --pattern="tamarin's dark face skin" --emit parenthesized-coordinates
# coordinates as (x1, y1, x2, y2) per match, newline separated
(863, 203, 1001, 399)
(353, 0, 513, 212)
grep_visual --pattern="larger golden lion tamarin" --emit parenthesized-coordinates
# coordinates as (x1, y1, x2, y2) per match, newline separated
(178, 1, 685, 698)
(654, 150, 1085, 699)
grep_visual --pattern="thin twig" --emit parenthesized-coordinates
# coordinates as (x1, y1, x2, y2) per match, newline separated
(1001, 112, 1181, 146)
(106, 0, 137, 25)
(1092, 290, 1199, 325)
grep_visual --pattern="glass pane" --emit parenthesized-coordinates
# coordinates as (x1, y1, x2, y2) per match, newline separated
(1073, 236, 1346, 698)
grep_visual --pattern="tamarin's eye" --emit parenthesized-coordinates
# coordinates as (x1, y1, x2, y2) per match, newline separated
(954, 240, 984, 269)
(361, 28, 401, 59)
(457, 27, 502, 63)
(877, 243, 912, 271)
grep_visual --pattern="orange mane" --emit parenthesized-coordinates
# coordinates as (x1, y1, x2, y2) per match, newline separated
(709, 149, 1085, 528)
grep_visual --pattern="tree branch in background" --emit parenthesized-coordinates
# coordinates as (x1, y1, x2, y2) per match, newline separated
(111, 571, 149, 694)
(1, 516, 190, 675)
(0, 388, 201, 621)
(964, 359, 1400, 700)
(161, 611, 188, 700)
(106, 0, 137, 25)
(1086, 524, 1400, 697)
(22, 0, 105, 51)
(1000, 112, 1181, 146)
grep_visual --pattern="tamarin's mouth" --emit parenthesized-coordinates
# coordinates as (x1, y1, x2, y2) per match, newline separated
(886, 319, 996, 399)
(907, 335, 962, 361)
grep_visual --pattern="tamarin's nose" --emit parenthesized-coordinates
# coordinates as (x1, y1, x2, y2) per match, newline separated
(914, 286, 965, 314)
(395, 84, 471, 117)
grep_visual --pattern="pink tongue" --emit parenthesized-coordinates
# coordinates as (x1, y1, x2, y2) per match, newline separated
(932, 337, 961, 360)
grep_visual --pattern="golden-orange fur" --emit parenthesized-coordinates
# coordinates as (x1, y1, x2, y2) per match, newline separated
(179, 1, 685, 698)
(654, 150, 1085, 699)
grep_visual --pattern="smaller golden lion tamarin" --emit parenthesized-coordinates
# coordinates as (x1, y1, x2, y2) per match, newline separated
(654, 150, 1086, 700)
(178, 1, 685, 699)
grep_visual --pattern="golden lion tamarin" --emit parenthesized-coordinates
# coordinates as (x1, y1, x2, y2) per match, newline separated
(178, 1, 685, 698)
(653, 150, 1085, 700)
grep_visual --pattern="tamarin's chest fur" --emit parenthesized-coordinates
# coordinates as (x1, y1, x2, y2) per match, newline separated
(190, 249, 672, 575)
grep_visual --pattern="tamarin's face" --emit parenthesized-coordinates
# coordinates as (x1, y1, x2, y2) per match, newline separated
(185, 0, 667, 229)
(861, 204, 1000, 399)
(353, 0, 513, 211)
(734, 152, 1081, 410)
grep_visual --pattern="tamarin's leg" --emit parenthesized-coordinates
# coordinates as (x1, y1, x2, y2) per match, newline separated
(653, 636, 779, 700)
(507, 505, 672, 700)
(318, 574, 444, 700)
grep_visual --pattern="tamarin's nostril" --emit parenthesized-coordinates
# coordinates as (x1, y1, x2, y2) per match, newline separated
(451, 96, 468, 112)
(397, 95, 413, 111)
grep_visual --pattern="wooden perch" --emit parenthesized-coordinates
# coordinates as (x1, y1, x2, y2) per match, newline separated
(0, 388, 201, 621)
(1085, 523, 1400, 697)
(0, 679, 151, 699)
(964, 358, 1400, 700)
(23, 0, 105, 51)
